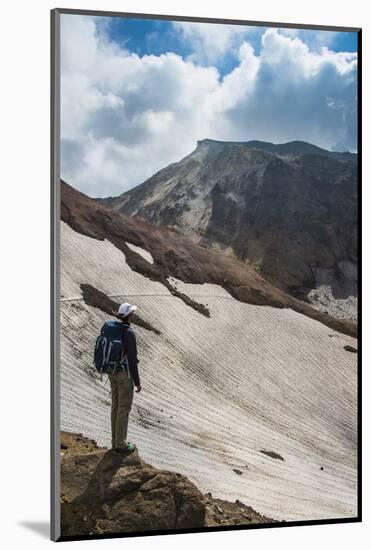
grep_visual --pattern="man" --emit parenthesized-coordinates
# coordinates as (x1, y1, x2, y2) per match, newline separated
(108, 302, 141, 455)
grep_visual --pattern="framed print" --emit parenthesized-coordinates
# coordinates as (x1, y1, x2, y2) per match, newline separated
(51, 7, 361, 542)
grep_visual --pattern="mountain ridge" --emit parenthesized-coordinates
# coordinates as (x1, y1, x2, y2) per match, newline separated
(99, 138, 356, 202)
(100, 139, 357, 321)
(194, 138, 356, 160)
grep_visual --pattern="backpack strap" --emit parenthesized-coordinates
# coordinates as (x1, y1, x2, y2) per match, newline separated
(122, 324, 131, 380)
(122, 325, 129, 355)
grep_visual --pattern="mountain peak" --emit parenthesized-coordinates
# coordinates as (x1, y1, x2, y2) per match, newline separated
(195, 138, 355, 159)
(196, 138, 226, 148)
(101, 134, 357, 322)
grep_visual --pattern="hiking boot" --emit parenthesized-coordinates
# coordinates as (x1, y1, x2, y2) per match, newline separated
(112, 442, 136, 455)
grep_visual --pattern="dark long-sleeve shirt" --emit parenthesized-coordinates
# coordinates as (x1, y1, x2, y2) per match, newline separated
(122, 323, 141, 387)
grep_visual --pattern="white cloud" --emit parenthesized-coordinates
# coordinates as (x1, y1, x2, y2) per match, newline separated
(217, 29, 357, 149)
(173, 20, 256, 64)
(279, 28, 343, 53)
(60, 16, 357, 197)
(61, 15, 220, 197)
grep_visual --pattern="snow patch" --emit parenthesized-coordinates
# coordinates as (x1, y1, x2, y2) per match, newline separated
(167, 275, 234, 300)
(61, 221, 164, 299)
(60, 222, 358, 522)
(126, 242, 154, 264)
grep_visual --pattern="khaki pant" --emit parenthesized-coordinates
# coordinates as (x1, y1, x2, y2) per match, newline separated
(108, 369, 134, 448)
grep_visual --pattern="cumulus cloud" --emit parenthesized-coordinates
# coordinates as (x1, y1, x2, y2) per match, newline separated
(61, 15, 219, 197)
(217, 29, 357, 150)
(60, 15, 357, 197)
(173, 20, 257, 64)
(279, 28, 343, 53)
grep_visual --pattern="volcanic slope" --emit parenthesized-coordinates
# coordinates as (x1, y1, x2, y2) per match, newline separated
(60, 181, 357, 522)
(102, 139, 357, 321)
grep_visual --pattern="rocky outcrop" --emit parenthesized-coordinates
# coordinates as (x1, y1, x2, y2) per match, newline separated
(101, 139, 357, 320)
(204, 493, 279, 527)
(60, 432, 276, 536)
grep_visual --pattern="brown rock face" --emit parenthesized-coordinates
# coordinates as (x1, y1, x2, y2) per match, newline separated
(203, 493, 278, 527)
(61, 445, 206, 536)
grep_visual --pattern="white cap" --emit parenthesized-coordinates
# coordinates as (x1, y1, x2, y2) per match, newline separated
(118, 302, 137, 317)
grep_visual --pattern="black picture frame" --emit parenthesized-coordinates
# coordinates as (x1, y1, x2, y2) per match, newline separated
(51, 7, 362, 542)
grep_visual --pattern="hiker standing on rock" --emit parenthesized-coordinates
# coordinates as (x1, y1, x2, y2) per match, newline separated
(108, 303, 142, 455)
(94, 302, 141, 455)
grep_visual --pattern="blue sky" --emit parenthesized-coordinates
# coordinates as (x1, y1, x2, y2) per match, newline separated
(99, 17, 358, 77)
(61, 14, 358, 197)
(101, 17, 245, 76)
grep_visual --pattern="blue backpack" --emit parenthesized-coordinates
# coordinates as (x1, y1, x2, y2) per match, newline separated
(93, 320, 129, 380)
